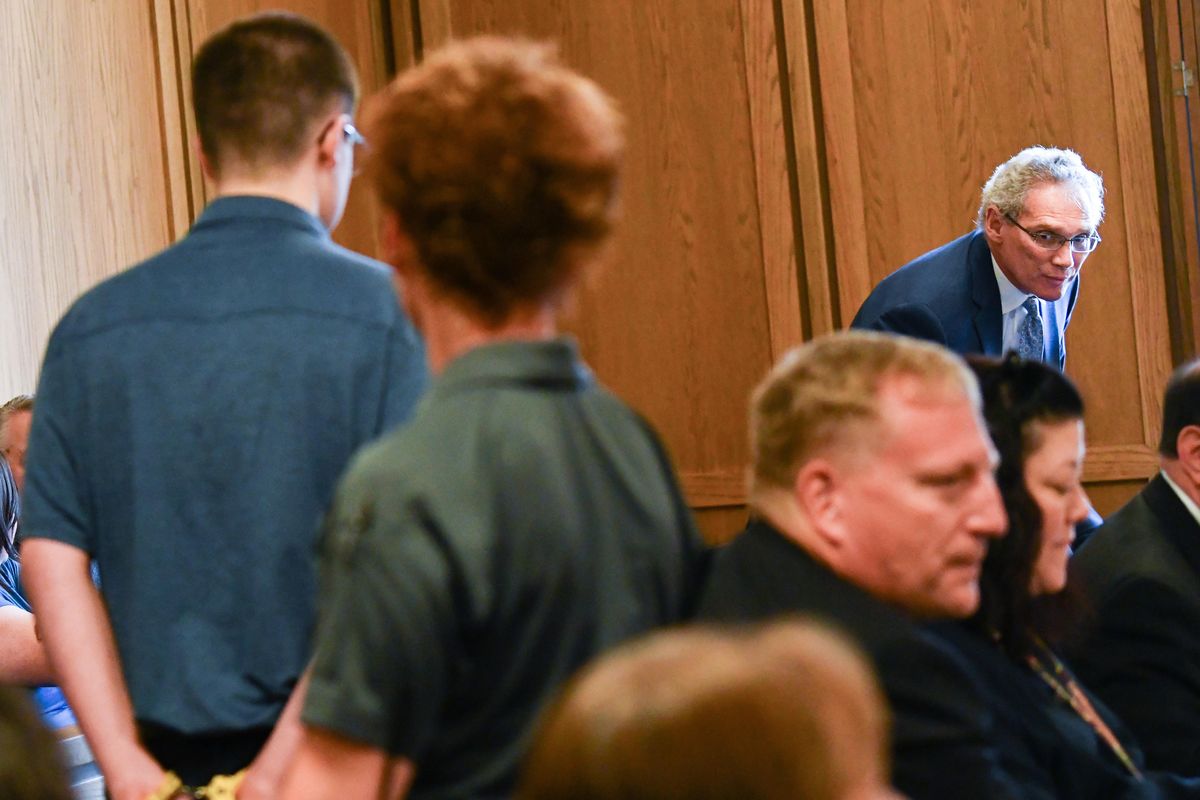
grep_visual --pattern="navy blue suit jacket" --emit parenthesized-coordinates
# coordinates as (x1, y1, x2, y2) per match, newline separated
(1068, 475, 1200, 776)
(850, 230, 1080, 369)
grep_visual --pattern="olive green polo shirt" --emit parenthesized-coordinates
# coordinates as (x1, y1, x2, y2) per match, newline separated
(303, 338, 706, 799)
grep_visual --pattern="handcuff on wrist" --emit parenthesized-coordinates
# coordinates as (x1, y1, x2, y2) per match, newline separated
(146, 768, 246, 800)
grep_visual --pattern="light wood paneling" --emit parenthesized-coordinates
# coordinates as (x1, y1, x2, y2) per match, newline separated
(0, 0, 178, 397)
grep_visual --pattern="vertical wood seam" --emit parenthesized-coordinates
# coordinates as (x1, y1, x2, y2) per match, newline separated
(149, 0, 195, 242)
(808, 0, 871, 326)
(1105, 0, 1174, 448)
(771, 0, 813, 346)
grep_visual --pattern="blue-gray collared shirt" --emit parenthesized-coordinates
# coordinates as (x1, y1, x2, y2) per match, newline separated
(22, 196, 428, 734)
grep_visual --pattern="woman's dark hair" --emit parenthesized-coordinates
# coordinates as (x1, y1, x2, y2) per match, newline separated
(0, 458, 17, 562)
(967, 353, 1084, 659)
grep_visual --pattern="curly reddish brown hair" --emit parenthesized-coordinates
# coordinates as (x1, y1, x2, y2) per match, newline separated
(365, 37, 623, 325)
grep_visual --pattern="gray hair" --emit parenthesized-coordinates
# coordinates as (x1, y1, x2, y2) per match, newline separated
(975, 146, 1104, 230)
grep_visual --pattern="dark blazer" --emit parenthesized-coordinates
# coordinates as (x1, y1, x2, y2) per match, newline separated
(1068, 474, 1200, 775)
(850, 230, 1079, 369)
(696, 520, 1020, 800)
(935, 623, 1200, 799)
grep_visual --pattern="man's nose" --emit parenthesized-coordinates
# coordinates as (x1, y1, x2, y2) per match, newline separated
(969, 477, 1008, 539)
(1050, 241, 1075, 266)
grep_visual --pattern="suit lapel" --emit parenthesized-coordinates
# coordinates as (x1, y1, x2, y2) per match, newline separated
(1145, 474, 1200, 582)
(968, 233, 1003, 356)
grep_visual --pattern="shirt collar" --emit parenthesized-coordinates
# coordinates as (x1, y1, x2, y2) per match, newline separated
(1162, 469, 1200, 527)
(992, 255, 1033, 314)
(190, 196, 329, 240)
(433, 337, 593, 398)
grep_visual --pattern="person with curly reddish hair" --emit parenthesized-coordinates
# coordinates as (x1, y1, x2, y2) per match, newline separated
(281, 37, 706, 800)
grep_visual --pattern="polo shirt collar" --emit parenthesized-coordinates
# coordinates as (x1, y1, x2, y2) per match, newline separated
(992, 254, 1032, 314)
(191, 195, 330, 240)
(434, 337, 593, 396)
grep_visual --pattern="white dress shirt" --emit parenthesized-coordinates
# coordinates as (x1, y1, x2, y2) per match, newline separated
(994, 256, 1044, 359)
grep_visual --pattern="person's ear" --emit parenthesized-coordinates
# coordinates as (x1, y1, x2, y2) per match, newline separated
(1176, 425, 1200, 487)
(982, 205, 1006, 246)
(794, 458, 848, 548)
(316, 113, 347, 169)
(194, 137, 217, 183)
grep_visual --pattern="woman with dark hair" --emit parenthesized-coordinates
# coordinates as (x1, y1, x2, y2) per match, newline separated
(937, 355, 1200, 798)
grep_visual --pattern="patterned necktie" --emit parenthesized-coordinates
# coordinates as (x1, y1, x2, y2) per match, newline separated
(1016, 296, 1044, 362)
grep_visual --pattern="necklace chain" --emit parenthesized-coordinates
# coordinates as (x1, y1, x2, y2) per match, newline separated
(1026, 638, 1143, 780)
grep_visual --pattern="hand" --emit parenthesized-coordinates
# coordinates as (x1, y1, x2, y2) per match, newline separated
(236, 764, 277, 800)
(103, 746, 170, 800)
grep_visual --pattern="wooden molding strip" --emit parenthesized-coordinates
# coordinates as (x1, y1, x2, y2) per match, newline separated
(779, 0, 837, 338)
(680, 469, 747, 509)
(149, 0, 200, 240)
(1082, 444, 1159, 483)
(739, 0, 806, 361)
(1106, 0, 1174, 448)
(809, 0, 871, 325)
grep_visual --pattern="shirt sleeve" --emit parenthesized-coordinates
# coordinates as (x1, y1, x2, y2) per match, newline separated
(302, 490, 457, 758)
(21, 333, 92, 554)
(0, 559, 30, 611)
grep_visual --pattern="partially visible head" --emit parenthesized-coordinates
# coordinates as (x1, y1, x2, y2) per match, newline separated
(750, 332, 1006, 618)
(1159, 359, 1200, 503)
(517, 621, 898, 800)
(978, 147, 1104, 301)
(192, 12, 360, 226)
(1160, 359, 1200, 457)
(365, 37, 623, 328)
(968, 355, 1087, 656)
(0, 396, 31, 495)
(0, 686, 71, 800)
(0, 458, 16, 563)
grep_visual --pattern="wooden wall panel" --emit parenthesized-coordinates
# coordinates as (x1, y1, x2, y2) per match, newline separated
(0, 1, 178, 398)
(803, 0, 1171, 507)
(404, 0, 791, 527)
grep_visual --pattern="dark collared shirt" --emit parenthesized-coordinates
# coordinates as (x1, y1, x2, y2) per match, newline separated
(22, 196, 428, 734)
(304, 338, 706, 799)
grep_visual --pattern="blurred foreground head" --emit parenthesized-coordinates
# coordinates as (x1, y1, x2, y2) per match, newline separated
(0, 686, 71, 800)
(365, 36, 623, 327)
(517, 620, 900, 800)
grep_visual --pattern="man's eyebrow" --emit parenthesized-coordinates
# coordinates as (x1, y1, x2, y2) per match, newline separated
(915, 464, 974, 486)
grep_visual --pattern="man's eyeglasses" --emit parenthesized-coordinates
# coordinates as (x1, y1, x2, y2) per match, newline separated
(1004, 213, 1101, 254)
(342, 123, 367, 151)
(318, 119, 369, 175)
(342, 123, 368, 175)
